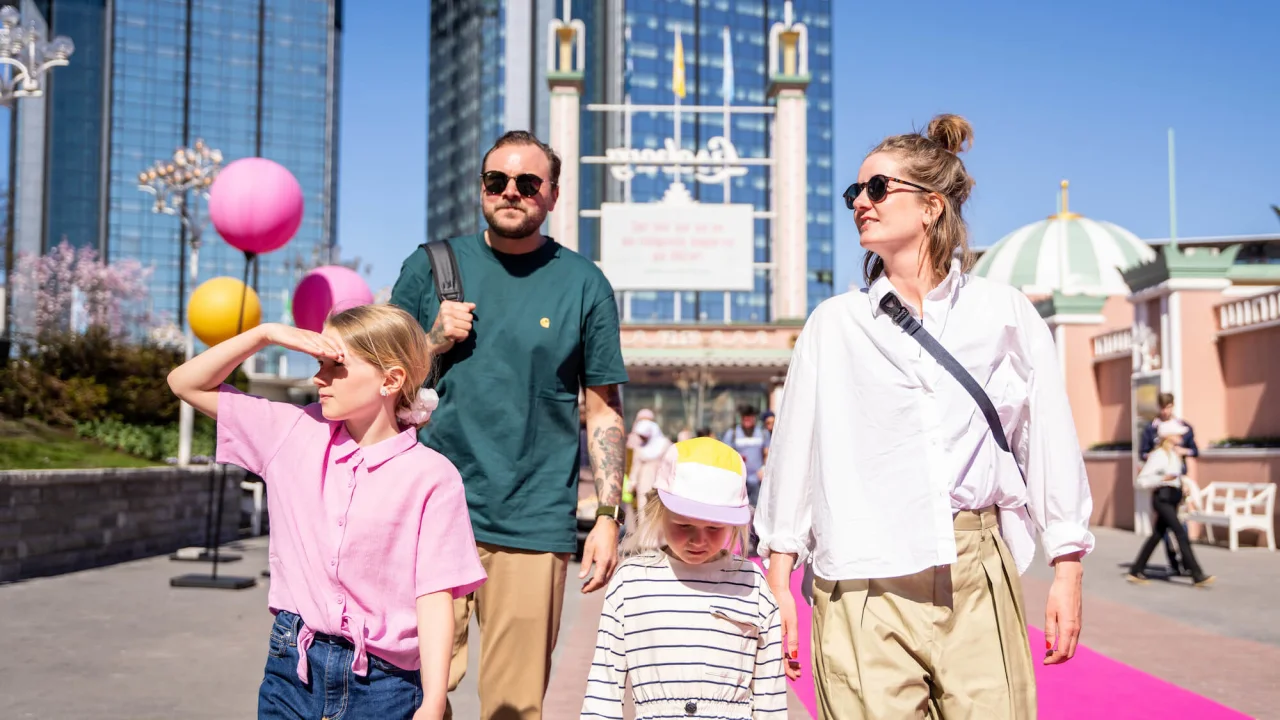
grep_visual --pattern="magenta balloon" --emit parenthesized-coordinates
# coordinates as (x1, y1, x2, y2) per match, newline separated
(208, 158, 304, 255)
(292, 266, 375, 332)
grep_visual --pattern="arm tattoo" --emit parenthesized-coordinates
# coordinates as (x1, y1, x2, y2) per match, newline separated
(588, 386, 625, 506)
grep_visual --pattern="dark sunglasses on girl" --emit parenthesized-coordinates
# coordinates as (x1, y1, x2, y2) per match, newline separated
(842, 174, 935, 208)
(481, 170, 551, 197)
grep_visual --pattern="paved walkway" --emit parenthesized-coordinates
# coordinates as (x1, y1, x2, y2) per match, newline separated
(1, 527, 1275, 719)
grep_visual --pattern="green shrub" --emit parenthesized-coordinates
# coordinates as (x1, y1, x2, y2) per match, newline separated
(0, 327, 246, 428)
(75, 416, 217, 461)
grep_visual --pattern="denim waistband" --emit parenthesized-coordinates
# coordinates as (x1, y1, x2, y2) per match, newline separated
(273, 610, 409, 675)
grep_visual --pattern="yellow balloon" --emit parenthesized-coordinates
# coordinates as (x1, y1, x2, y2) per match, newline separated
(187, 276, 262, 346)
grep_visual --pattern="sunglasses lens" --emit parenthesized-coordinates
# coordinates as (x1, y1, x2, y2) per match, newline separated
(515, 174, 543, 197)
(482, 172, 508, 195)
(843, 184, 859, 209)
(868, 175, 888, 202)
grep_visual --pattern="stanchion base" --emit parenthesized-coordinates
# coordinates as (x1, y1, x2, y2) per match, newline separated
(169, 547, 243, 563)
(170, 574, 257, 590)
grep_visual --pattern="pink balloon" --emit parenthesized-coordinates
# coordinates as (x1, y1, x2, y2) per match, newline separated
(292, 266, 375, 332)
(208, 158, 304, 255)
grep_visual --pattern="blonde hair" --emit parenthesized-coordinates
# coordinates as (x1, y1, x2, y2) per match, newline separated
(621, 490, 751, 563)
(325, 304, 434, 428)
(862, 113, 977, 286)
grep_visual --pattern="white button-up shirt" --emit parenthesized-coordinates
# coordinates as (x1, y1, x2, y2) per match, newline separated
(755, 263, 1095, 580)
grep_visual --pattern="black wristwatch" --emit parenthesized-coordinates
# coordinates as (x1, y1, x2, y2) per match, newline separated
(595, 504, 620, 522)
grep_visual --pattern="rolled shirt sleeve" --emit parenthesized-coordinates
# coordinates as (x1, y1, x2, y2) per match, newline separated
(215, 385, 307, 476)
(414, 463, 487, 599)
(754, 326, 817, 566)
(1017, 300, 1096, 565)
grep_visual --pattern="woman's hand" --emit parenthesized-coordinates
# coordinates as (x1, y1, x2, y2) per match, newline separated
(1044, 552, 1083, 665)
(262, 323, 345, 362)
(766, 553, 801, 680)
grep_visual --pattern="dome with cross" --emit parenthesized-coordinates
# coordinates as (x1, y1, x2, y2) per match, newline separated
(972, 181, 1155, 296)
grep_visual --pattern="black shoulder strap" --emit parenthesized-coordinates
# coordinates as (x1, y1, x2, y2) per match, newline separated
(878, 293, 1026, 482)
(420, 240, 463, 303)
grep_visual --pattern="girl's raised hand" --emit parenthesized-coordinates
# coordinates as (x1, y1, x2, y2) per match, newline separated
(263, 323, 345, 362)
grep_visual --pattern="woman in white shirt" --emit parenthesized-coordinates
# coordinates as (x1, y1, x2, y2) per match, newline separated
(1127, 420, 1214, 586)
(755, 114, 1095, 720)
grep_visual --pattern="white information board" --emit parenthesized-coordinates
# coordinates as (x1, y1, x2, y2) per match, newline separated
(599, 202, 755, 291)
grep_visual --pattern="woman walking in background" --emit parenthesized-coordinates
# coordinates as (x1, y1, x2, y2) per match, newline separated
(1128, 420, 1215, 587)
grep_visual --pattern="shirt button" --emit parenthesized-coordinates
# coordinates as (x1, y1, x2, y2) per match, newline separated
(338, 519, 344, 527)
(336, 595, 344, 605)
(684, 700, 697, 715)
(330, 559, 337, 566)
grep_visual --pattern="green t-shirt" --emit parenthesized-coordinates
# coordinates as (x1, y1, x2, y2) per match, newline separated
(390, 233, 628, 553)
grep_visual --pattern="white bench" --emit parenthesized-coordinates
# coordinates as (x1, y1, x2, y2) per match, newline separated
(1185, 481, 1276, 551)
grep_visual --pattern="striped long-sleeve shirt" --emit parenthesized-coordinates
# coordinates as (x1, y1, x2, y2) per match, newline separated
(581, 551, 787, 719)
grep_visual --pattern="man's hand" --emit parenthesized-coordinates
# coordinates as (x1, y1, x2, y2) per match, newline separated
(580, 516, 619, 593)
(428, 301, 476, 354)
(1044, 552, 1083, 665)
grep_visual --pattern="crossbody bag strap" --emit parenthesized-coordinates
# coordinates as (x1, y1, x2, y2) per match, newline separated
(878, 293, 1026, 483)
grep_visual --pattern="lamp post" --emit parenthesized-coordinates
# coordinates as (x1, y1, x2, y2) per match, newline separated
(0, 3, 75, 354)
(138, 139, 222, 466)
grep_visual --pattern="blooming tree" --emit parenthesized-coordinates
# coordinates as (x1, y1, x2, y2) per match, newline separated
(11, 240, 153, 338)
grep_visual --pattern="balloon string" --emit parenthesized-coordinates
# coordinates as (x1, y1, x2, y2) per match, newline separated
(237, 251, 256, 336)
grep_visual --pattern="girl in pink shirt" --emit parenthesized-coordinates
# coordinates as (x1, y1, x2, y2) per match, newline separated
(168, 304, 486, 720)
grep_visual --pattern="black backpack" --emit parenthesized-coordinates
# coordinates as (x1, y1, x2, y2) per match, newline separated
(419, 240, 464, 302)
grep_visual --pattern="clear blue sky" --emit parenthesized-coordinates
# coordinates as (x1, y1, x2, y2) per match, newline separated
(340, 0, 1280, 296)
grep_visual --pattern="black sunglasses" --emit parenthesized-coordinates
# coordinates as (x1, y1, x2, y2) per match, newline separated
(481, 171, 553, 197)
(842, 175, 935, 208)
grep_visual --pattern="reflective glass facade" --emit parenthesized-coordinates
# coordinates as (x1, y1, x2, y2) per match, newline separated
(103, 0, 339, 373)
(0, 0, 338, 370)
(617, 0, 833, 322)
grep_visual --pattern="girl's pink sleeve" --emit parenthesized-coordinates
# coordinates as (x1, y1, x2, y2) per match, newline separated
(415, 461, 487, 599)
(216, 384, 308, 475)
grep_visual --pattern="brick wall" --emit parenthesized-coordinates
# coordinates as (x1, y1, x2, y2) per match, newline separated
(0, 465, 243, 582)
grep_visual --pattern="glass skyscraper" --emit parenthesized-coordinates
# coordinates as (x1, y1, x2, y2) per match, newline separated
(424, 0, 833, 322)
(3, 0, 340, 374)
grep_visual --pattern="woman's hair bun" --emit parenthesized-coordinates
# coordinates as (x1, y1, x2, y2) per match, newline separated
(926, 114, 973, 155)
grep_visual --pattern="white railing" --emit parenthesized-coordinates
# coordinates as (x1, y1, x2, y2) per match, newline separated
(1218, 289, 1280, 334)
(1092, 328, 1133, 360)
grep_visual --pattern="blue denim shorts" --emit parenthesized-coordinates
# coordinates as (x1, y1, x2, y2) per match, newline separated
(258, 610, 422, 720)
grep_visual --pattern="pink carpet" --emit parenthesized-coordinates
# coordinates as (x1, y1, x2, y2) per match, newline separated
(754, 561, 1248, 719)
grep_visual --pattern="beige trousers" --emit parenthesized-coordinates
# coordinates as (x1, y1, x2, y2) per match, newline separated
(444, 542, 570, 720)
(812, 507, 1036, 720)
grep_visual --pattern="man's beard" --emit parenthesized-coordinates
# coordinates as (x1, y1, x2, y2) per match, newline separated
(484, 203, 544, 240)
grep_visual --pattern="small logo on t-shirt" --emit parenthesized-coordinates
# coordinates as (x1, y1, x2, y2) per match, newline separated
(540, 317, 550, 328)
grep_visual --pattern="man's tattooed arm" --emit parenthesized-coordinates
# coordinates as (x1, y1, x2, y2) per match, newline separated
(585, 384, 625, 507)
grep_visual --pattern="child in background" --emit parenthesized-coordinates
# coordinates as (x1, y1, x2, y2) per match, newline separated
(167, 304, 486, 720)
(581, 438, 787, 719)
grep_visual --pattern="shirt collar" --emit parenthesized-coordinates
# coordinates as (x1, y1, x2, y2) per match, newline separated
(868, 258, 965, 319)
(331, 425, 420, 470)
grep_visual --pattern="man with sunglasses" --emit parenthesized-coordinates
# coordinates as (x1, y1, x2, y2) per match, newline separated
(391, 130, 628, 720)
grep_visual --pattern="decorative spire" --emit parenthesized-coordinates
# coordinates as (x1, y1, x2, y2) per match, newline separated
(1061, 179, 1069, 215)
(1051, 179, 1080, 220)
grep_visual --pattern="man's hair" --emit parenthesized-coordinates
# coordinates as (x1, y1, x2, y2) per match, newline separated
(1158, 392, 1175, 408)
(740, 405, 758, 418)
(482, 130, 561, 185)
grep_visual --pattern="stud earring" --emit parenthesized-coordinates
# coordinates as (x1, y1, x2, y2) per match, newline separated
(379, 388, 389, 397)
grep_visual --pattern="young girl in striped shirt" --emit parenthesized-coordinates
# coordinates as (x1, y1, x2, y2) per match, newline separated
(581, 437, 788, 719)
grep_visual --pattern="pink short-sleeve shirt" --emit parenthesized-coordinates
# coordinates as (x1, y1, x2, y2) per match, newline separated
(216, 385, 485, 681)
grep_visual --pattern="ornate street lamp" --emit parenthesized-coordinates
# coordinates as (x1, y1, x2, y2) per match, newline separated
(138, 139, 223, 466)
(0, 5, 75, 105)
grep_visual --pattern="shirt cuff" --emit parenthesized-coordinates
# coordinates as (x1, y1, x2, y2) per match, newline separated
(1040, 521, 1096, 565)
(757, 535, 811, 567)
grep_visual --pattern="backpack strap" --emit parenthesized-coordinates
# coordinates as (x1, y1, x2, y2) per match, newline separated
(878, 292, 1026, 483)
(420, 240, 464, 303)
